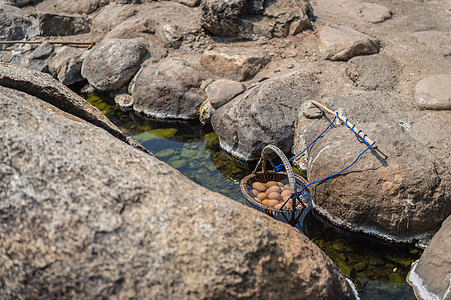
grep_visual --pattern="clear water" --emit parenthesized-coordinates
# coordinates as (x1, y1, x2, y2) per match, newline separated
(83, 92, 421, 299)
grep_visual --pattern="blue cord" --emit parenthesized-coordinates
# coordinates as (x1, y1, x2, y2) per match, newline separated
(274, 115, 337, 172)
(293, 141, 375, 198)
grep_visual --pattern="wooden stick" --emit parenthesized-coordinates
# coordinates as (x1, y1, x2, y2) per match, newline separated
(0, 41, 95, 47)
(310, 100, 388, 159)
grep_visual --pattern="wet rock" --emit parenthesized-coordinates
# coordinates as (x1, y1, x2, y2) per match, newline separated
(131, 58, 208, 119)
(0, 4, 39, 50)
(212, 70, 319, 161)
(199, 99, 215, 124)
(201, 48, 269, 81)
(0, 82, 356, 300)
(345, 54, 399, 91)
(317, 25, 380, 61)
(91, 3, 138, 32)
(0, 0, 40, 7)
(114, 93, 133, 109)
(312, 0, 391, 24)
(53, 0, 109, 15)
(0, 62, 124, 141)
(33, 12, 90, 36)
(201, 0, 313, 38)
(408, 215, 451, 300)
(49, 46, 87, 86)
(293, 92, 451, 242)
(81, 38, 147, 91)
(205, 79, 245, 109)
(415, 74, 451, 110)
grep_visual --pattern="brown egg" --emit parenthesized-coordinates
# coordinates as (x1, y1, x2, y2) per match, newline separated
(282, 195, 290, 202)
(257, 192, 268, 200)
(266, 181, 278, 187)
(267, 185, 281, 193)
(262, 199, 280, 207)
(253, 197, 262, 203)
(250, 189, 259, 197)
(281, 189, 292, 198)
(268, 192, 281, 200)
(277, 182, 284, 187)
(252, 182, 267, 192)
(283, 184, 291, 190)
(274, 203, 284, 209)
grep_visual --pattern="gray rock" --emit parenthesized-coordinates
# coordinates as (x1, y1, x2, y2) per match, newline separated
(312, 0, 391, 24)
(0, 62, 124, 141)
(293, 92, 451, 242)
(415, 74, 451, 110)
(53, 0, 109, 15)
(212, 70, 319, 161)
(24, 42, 55, 74)
(0, 4, 39, 50)
(131, 58, 208, 119)
(303, 106, 322, 119)
(91, 4, 138, 32)
(317, 25, 380, 61)
(0, 0, 40, 7)
(81, 38, 147, 91)
(200, 0, 313, 38)
(201, 48, 269, 81)
(33, 12, 90, 36)
(205, 79, 245, 109)
(104, 17, 156, 39)
(175, 0, 200, 7)
(158, 24, 183, 49)
(49, 46, 88, 86)
(408, 215, 451, 300)
(30, 41, 54, 60)
(0, 83, 356, 300)
(345, 54, 399, 90)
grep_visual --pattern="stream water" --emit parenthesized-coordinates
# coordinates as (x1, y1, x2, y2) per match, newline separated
(84, 92, 421, 299)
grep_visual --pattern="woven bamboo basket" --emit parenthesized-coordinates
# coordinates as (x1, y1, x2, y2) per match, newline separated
(240, 145, 313, 227)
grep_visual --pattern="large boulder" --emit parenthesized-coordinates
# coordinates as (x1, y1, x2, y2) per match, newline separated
(293, 92, 451, 242)
(81, 38, 147, 91)
(211, 70, 319, 161)
(0, 0, 41, 7)
(131, 58, 208, 119)
(0, 82, 356, 299)
(53, 0, 109, 15)
(0, 4, 39, 49)
(408, 215, 451, 300)
(200, 0, 313, 38)
(33, 12, 90, 36)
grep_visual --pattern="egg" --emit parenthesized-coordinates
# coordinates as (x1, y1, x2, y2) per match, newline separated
(267, 185, 281, 193)
(283, 185, 290, 190)
(274, 203, 284, 209)
(277, 182, 284, 187)
(253, 197, 262, 203)
(265, 181, 278, 187)
(250, 189, 259, 197)
(262, 199, 280, 207)
(268, 192, 281, 200)
(281, 189, 291, 198)
(257, 192, 268, 200)
(252, 182, 267, 192)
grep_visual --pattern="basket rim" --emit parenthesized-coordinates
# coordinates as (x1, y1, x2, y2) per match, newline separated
(240, 171, 311, 212)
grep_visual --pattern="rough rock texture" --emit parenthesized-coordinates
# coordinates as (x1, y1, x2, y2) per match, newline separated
(415, 74, 451, 110)
(201, 0, 313, 38)
(212, 70, 319, 161)
(53, 0, 109, 15)
(293, 92, 451, 242)
(33, 12, 90, 36)
(0, 0, 40, 7)
(312, 0, 392, 24)
(81, 38, 147, 91)
(408, 215, 451, 300)
(205, 79, 245, 109)
(91, 3, 138, 32)
(105, 17, 156, 39)
(345, 54, 399, 91)
(0, 4, 38, 49)
(201, 47, 269, 81)
(132, 58, 208, 119)
(317, 25, 380, 61)
(413, 31, 451, 58)
(0, 62, 124, 141)
(175, 0, 200, 7)
(0, 83, 356, 300)
(25, 41, 54, 73)
(48, 46, 87, 86)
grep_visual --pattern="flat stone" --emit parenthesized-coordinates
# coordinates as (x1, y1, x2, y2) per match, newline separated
(114, 94, 134, 109)
(413, 31, 451, 57)
(33, 12, 90, 36)
(104, 17, 156, 39)
(408, 215, 451, 300)
(201, 47, 269, 81)
(131, 58, 208, 119)
(312, 0, 392, 24)
(53, 0, 109, 15)
(303, 106, 323, 119)
(30, 41, 54, 60)
(317, 25, 380, 61)
(0, 83, 355, 299)
(346, 54, 399, 90)
(415, 74, 451, 110)
(91, 4, 138, 32)
(81, 38, 147, 91)
(205, 79, 245, 109)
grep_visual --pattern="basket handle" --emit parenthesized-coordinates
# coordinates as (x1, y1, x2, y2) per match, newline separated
(252, 145, 297, 197)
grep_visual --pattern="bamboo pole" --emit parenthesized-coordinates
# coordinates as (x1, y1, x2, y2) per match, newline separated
(0, 41, 95, 47)
(310, 100, 388, 159)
